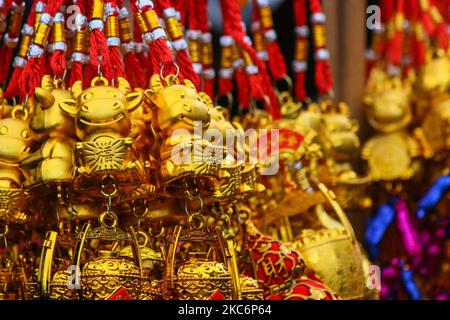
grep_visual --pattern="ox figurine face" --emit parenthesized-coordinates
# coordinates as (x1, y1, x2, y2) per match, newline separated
(59, 77, 142, 141)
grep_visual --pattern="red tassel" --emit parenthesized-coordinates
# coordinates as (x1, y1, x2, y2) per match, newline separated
(109, 46, 126, 78)
(221, 0, 280, 118)
(315, 60, 334, 97)
(50, 50, 67, 79)
(68, 61, 83, 87)
(90, 29, 114, 80)
(175, 49, 197, 85)
(266, 41, 287, 81)
(4, 67, 22, 99)
(295, 71, 307, 102)
(19, 57, 45, 98)
(124, 52, 146, 88)
(203, 79, 214, 98)
(218, 77, 234, 97)
(435, 23, 449, 50)
(310, 0, 334, 96)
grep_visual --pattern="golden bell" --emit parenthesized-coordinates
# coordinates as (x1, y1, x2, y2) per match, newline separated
(81, 250, 142, 300)
(49, 268, 78, 300)
(173, 253, 233, 300)
(240, 275, 264, 300)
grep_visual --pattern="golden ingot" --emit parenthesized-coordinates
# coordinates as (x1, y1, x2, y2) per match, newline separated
(287, 182, 367, 300)
(20, 76, 75, 190)
(362, 131, 420, 181)
(293, 228, 365, 300)
(81, 250, 142, 300)
(173, 255, 233, 300)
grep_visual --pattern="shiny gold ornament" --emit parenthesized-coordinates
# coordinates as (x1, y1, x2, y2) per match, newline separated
(163, 207, 243, 300)
(173, 254, 233, 300)
(420, 96, 450, 158)
(81, 250, 142, 300)
(292, 182, 366, 300)
(20, 76, 76, 191)
(0, 106, 32, 223)
(415, 50, 450, 96)
(362, 131, 420, 181)
(144, 75, 225, 191)
(59, 77, 144, 195)
(240, 275, 264, 300)
(364, 69, 413, 133)
(318, 102, 372, 211)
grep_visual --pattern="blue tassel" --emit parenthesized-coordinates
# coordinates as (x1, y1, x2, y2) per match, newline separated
(417, 175, 450, 219)
(365, 198, 396, 260)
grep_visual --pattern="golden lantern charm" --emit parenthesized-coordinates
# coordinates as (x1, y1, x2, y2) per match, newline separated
(81, 250, 142, 300)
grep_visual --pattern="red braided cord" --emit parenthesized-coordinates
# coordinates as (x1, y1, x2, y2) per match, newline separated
(156, 0, 199, 88)
(310, 0, 334, 97)
(197, 0, 214, 96)
(49, 3, 67, 78)
(0, 1, 25, 85)
(186, 0, 202, 83)
(386, 0, 405, 66)
(118, 1, 145, 88)
(20, 0, 63, 99)
(105, 0, 125, 79)
(220, 0, 253, 109)
(68, 0, 87, 86)
(131, 1, 178, 83)
(430, 0, 448, 50)
(410, 0, 426, 68)
(420, 0, 435, 35)
(88, 0, 114, 82)
(293, 0, 308, 102)
(235, 66, 250, 109)
(221, 0, 280, 118)
(253, 0, 287, 81)
(4, 0, 35, 98)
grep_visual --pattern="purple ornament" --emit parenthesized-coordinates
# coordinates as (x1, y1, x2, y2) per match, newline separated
(395, 199, 422, 267)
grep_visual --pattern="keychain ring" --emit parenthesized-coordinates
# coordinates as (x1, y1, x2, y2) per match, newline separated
(99, 211, 119, 228)
(12, 105, 29, 121)
(184, 196, 204, 216)
(160, 63, 180, 82)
